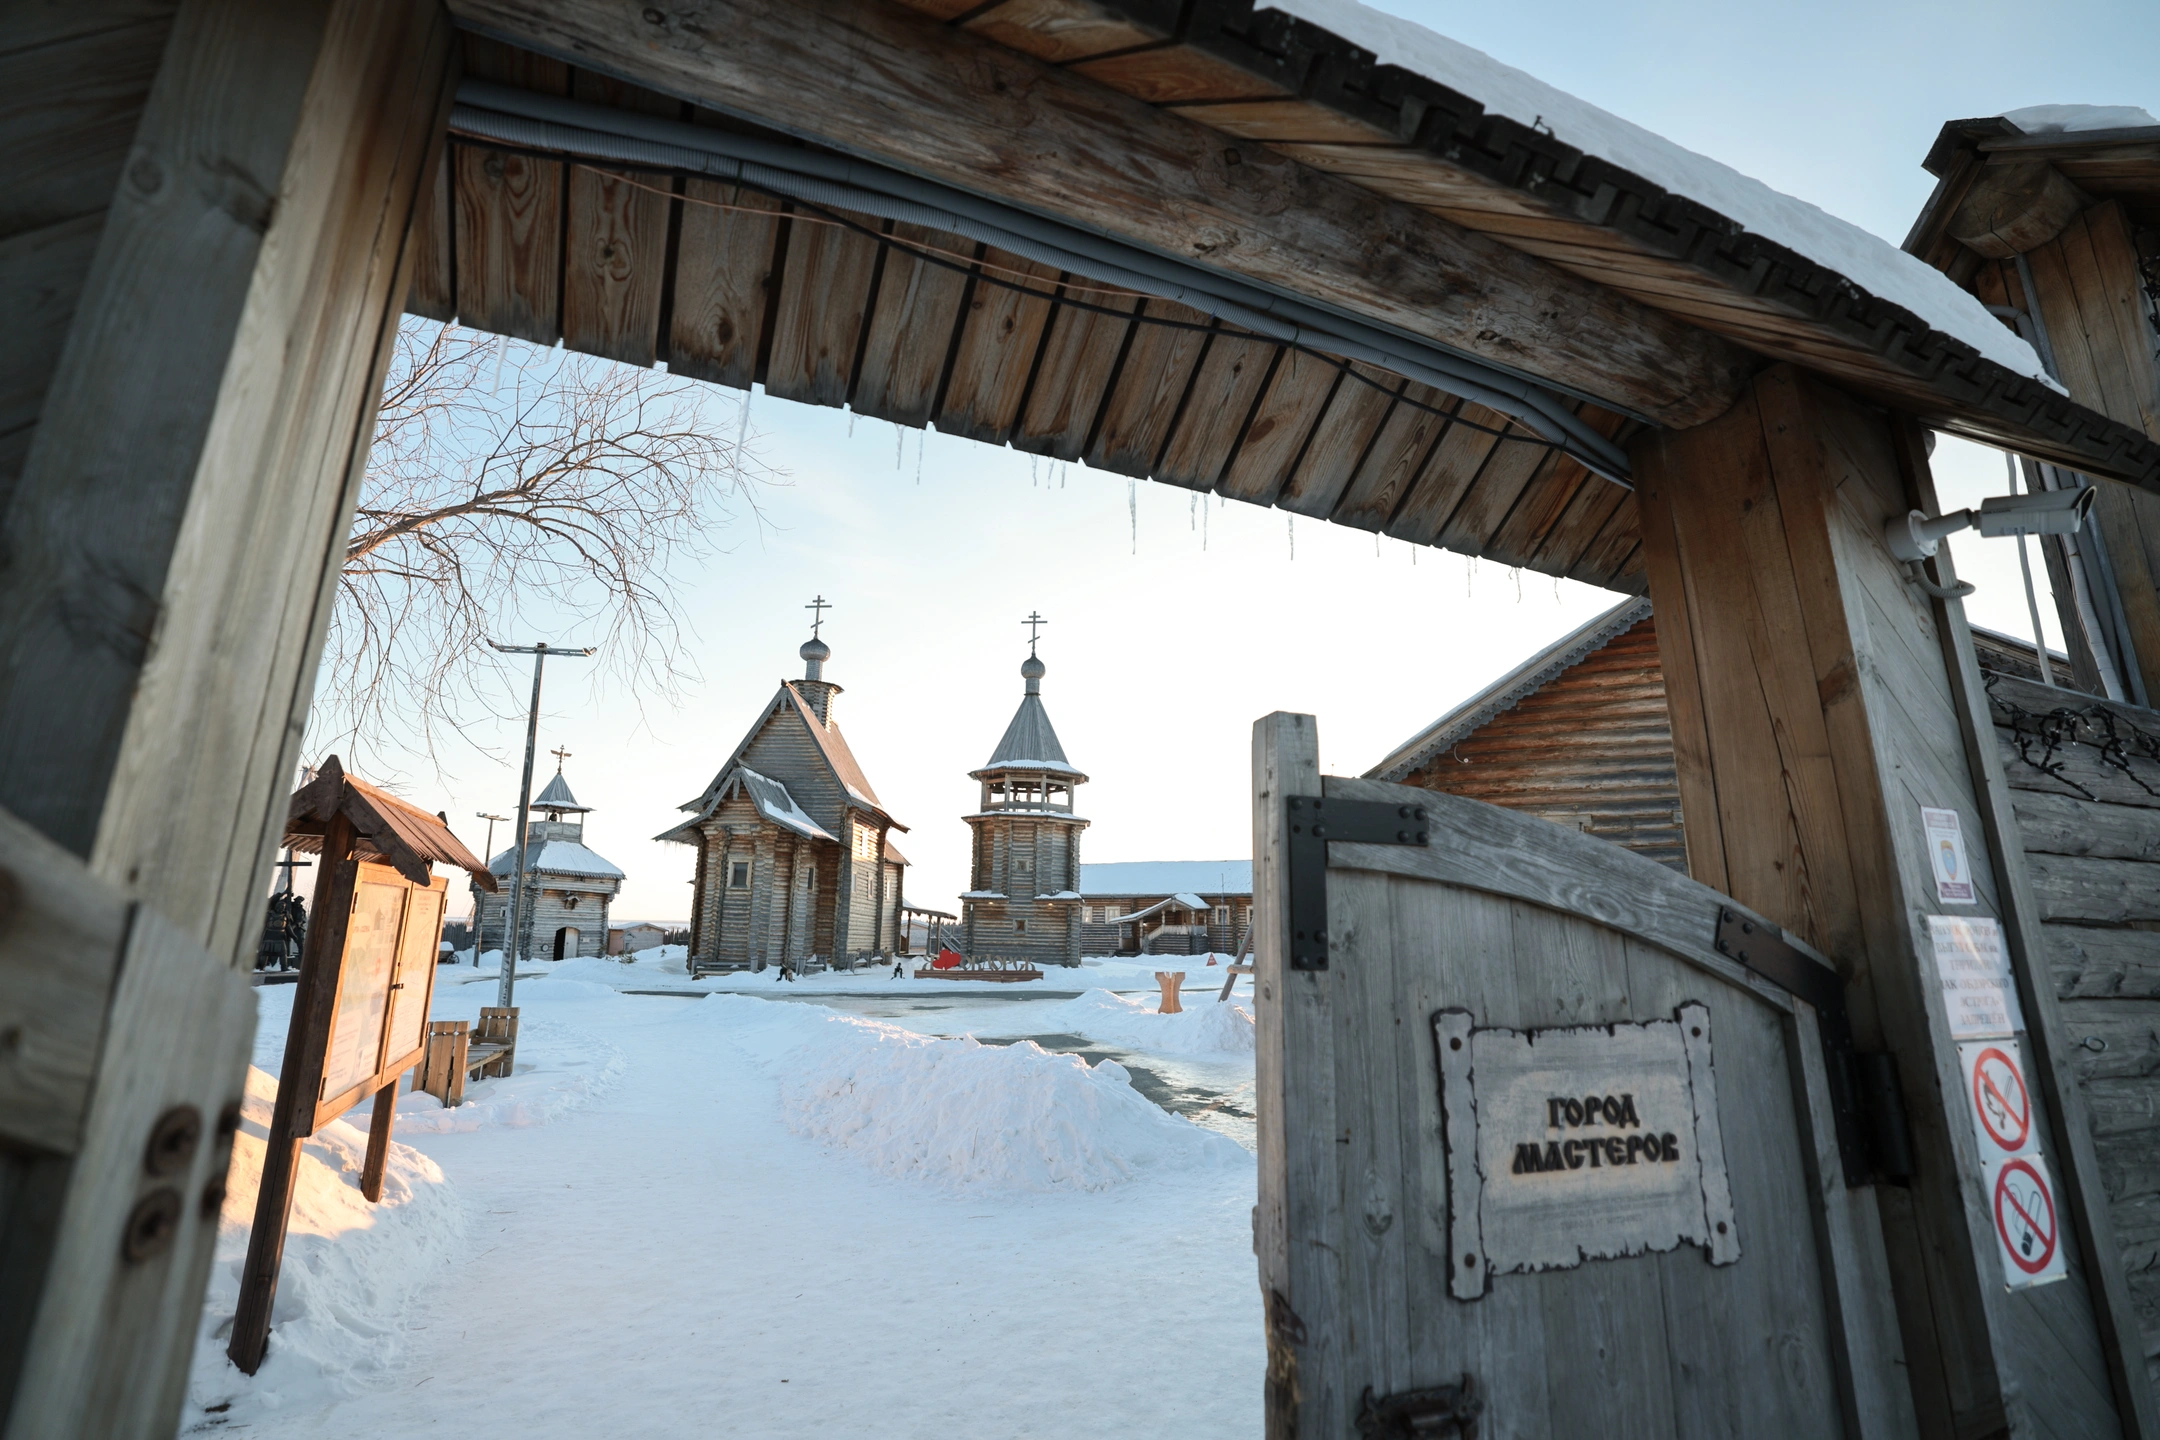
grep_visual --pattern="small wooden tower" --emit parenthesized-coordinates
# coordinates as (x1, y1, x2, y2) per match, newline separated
(472, 754, 624, 961)
(960, 622, 1088, 967)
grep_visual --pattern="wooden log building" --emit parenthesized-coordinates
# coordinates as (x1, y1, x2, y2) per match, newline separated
(1367, 596, 1686, 870)
(959, 645, 1088, 968)
(1077, 860, 1253, 956)
(12, 4, 2160, 1435)
(659, 627, 906, 970)
(470, 763, 623, 960)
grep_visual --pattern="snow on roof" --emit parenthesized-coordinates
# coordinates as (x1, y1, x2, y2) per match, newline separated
(1078, 861, 1252, 898)
(2002, 104, 2160, 134)
(980, 692, 1082, 776)
(532, 771, 589, 813)
(489, 839, 625, 880)
(1271, 0, 2053, 389)
(735, 766, 837, 843)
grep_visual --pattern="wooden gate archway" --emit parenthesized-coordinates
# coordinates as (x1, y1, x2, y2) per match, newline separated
(7, 3, 2160, 1436)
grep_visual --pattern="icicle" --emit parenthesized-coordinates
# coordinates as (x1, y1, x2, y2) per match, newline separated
(1374, 531, 1381, 559)
(1553, 575, 1561, 600)
(848, 410, 856, 438)
(1129, 479, 1138, 554)
(1031, 454, 1039, 487)
(1467, 555, 1475, 597)
(1513, 567, 1522, 603)
(1288, 515, 1296, 561)
(916, 429, 926, 485)
(1203, 500, 1209, 551)
(895, 422, 904, 470)
(1190, 493, 1197, 531)
(732, 388, 752, 484)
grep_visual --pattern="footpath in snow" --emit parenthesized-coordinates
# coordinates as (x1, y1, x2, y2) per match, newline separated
(184, 963, 1262, 1437)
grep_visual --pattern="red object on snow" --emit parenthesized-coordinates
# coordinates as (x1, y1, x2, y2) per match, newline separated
(932, 948, 966, 970)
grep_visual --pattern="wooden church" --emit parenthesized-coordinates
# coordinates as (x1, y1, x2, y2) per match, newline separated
(471, 757, 624, 961)
(659, 612, 907, 971)
(959, 629, 1088, 968)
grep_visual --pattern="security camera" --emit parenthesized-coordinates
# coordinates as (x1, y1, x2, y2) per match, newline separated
(1886, 484, 2095, 562)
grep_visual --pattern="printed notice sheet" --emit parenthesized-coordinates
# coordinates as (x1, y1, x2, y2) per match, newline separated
(1931, 915, 2023, 1039)
(1922, 806, 1975, 904)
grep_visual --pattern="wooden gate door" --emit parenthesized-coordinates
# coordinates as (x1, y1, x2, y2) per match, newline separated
(1253, 714, 1915, 1439)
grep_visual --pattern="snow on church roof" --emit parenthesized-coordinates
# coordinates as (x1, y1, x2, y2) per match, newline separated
(489, 839, 625, 880)
(1271, 0, 2054, 389)
(734, 766, 838, 844)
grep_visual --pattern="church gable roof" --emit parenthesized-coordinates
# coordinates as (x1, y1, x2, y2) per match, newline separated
(780, 683, 892, 819)
(979, 693, 1080, 775)
(661, 679, 903, 842)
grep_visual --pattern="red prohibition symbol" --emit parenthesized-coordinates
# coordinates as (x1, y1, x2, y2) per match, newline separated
(1994, 1159, 2059, 1276)
(1972, 1046, 2032, 1153)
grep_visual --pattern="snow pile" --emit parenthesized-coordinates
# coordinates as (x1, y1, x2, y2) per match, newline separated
(1272, 0, 2054, 386)
(700, 997, 1243, 1193)
(395, 1005, 626, 1134)
(1044, 989, 1257, 1057)
(2004, 104, 2160, 134)
(186, 1067, 463, 1424)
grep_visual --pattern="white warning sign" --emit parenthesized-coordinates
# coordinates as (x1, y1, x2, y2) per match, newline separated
(1959, 1041, 2037, 1159)
(1930, 916, 2024, 1040)
(1987, 1154, 2067, 1289)
(1922, 806, 1975, 905)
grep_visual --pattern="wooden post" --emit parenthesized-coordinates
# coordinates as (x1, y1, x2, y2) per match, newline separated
(229, 810, 358, 1376)
(0, 1, 454, 1428)
(1634, 364, 2157, 1437)
(1251, 711, 1331, 1436)
(358, 1083, 398, 1204)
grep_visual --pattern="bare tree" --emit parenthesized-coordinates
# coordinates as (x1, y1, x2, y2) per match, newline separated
(311, 318, 768, 767)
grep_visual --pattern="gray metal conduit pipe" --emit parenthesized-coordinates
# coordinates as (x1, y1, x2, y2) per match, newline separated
(451, 82, 1632, 485)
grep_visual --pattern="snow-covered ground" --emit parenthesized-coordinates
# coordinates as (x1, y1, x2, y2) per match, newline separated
(185, 958, 1263, 1437)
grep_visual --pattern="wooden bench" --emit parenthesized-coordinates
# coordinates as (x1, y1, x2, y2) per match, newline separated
(413, 1006, 518, 1107)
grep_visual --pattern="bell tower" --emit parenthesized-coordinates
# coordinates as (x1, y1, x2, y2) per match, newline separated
(959, 614, 1088, 968)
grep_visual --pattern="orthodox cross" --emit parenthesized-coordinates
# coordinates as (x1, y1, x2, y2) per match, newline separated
(551, 745, 571, 773)
(1023, 610, 1047, 655)
(806, 594, 832, 638)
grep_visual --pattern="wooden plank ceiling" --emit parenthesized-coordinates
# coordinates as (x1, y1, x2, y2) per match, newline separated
(414, 32, 1651, 591)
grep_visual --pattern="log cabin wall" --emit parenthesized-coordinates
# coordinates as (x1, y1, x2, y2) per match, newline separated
(1389, 612, 1687, 871)
(1990, 670, 2160, 1386)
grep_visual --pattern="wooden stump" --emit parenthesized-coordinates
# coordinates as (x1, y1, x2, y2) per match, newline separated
(1155, 971, 1185, 1014)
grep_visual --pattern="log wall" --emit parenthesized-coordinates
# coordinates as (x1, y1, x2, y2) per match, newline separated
(1992, 670, 2160, 1382)
(1398, 616, 1688, 871)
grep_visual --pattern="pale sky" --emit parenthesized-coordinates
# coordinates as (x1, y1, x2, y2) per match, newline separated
(329, 0, 2157, 925)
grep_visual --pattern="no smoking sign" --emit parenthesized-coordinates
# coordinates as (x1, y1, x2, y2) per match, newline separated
(1986, 1155, 2067, 1288)
(1958, 1040, 2036, 1159)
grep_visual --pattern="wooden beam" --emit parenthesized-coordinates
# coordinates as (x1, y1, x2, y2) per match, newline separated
(0, 0, 456, 961)
(442, 0, 1755, 429)
(1635, 364, 2156, 1436)
(0, 0, 455, 1430)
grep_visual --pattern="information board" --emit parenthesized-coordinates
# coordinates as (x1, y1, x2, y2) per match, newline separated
(312, 864, 448, 1131)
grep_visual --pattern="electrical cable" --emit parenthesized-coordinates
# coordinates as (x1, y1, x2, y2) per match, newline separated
(449, 81, 1633, 485)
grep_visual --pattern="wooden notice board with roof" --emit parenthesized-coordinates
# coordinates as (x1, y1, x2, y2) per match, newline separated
(227, 759, 495, 1377)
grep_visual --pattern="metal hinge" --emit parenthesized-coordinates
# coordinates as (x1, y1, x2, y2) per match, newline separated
(1357, 1376, 1481, 1439)
(1287, 795, 1430, 971)
(1714, 907, 1912, 1187)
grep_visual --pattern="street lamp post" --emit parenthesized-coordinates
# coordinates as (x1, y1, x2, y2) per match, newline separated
(472, 812, 509, 962)
(491, 641, 594, 1008)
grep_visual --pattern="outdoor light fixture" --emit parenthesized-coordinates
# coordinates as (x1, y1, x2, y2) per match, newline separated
(1886, 485, 2096, 562)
